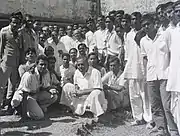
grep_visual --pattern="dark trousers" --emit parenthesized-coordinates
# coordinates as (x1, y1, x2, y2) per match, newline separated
(147, 79, 178, 134)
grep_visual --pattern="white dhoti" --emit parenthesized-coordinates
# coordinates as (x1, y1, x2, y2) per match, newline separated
(60, 83, 107, 117)
(129, 79, 152, 122)
(172, 92, 180, 133)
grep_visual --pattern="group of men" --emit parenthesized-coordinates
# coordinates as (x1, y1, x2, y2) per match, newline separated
(1, 1, 180, 136)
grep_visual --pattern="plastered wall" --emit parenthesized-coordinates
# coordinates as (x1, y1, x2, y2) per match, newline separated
(101, 0, 176, 14)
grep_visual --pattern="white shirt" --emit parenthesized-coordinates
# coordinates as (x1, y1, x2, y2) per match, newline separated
(165, 23, 180, 92)
(93, 29, 106, 54)
(59, 64, 76, 86)
(74, 66, 102, 90)
(45, 37, 67, 73)
(85, 31, 94, 53)
(104, 29, 122, 56)
(140, 29, 170, 81)
(60, 35, 76, 52)
(123, 29, 144, 79)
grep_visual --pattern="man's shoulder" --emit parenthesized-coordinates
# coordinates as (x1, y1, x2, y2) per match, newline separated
(1, 26, 10, 33)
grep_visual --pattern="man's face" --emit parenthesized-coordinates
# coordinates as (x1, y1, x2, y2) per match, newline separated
(105, 18, 113, 30)
(51, 31, 58, 40)
(54, 25, 58, 32)
(109, 61, 119, 73)
(87, 21, 94, 30)
(10, 18, 21, 32)
(66, 26, 73, 36)
(97, 17, 105, 28)
(26, 51, 36, 62)
(49, 25, 54, 32)
(115, 27, 124, 38)
(116, 13, 123, 20)
(45, 47, 54, 57)
(37, 59, 48, 74)
(73, 30, 81, 40)
(165, 7, 174, 20)
(48, 59, 56, 71)
(62, 56, 70, 66)
(77, 59, 88, 73)
(73, 24, 78, 30)
(131, 15, 139, 28)
(59, 28, 65, 37)
(157, 8, 165, 22)
(121, 18, 129, 29)
(42, 27, 49, 36)
(39, 34, 46, 45)
(25, 16, 33, 28)
(88, 55, 97, 67)
(33, 21, 41, 31)
(69, 49, 77, 59)
(173, 4, 180, 23)
(141, 20, 154, 34)
(78, 45, 86, 56)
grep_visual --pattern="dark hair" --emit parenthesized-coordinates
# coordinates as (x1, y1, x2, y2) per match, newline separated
(141, 13, 155, 24)
(44, 46, 54, 52)
(173, 0, 180, 9)
(76, 56, 88, 62)
(105, 16, 115, 23)
(36, 55, 48, 64)
(122, 14, 131, 22)
(86, 17, 95, 23)
(25, 48, 36, 56)
(131, 12, 142, 20)
(97, 15, 105, 20)
(108, 56, 120, 65)
(47, 56, 56, 62)
(24, 14, 33, 19)
(10, 11, 23, 22)
(164, 1, 174, 9)
(116, 10, 125, 15)
(156, 4, 166, 13)
(88, 52, 98, 59)
(69, 48, 78, 54)
(78, 43, 87, 50)
(62, 53, 70, 60)
(108, 10, 116, 16)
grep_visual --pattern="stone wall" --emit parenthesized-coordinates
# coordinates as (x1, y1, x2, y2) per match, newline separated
(0, 0, 92, 21)
(101, 0, 176, 15)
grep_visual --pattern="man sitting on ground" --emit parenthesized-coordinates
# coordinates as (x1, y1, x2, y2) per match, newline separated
(60, 57, 107, 118)
(11, 55, 58, 120)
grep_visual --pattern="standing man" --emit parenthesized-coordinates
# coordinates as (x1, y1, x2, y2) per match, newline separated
(60, 25, 76, 52)
(123, 12, 152, 125)
(140, 14, 179, 135)
(0, 12, 22, 108)
(45, 31, 67, 74)
(164, 1, 180, 134)
(85, 18, 96, 53)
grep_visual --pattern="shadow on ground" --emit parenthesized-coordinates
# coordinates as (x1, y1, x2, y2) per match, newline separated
(2, 131, 52, 136)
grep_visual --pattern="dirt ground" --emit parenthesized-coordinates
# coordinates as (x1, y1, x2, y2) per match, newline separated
(0, 107, 152, 136)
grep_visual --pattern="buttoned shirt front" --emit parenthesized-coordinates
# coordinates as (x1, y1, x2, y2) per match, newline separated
(140, 29, 170, 81)
(85, 31, 94, 53)
(104, 29, 122, 56)
(123, 29, 144, 79)
(93, 29, 106, 54)
(74, 66, 102, 90)
(165, 23, 180, 92)
(0, 25, 21, 67)
(60, 35, 76, 52)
